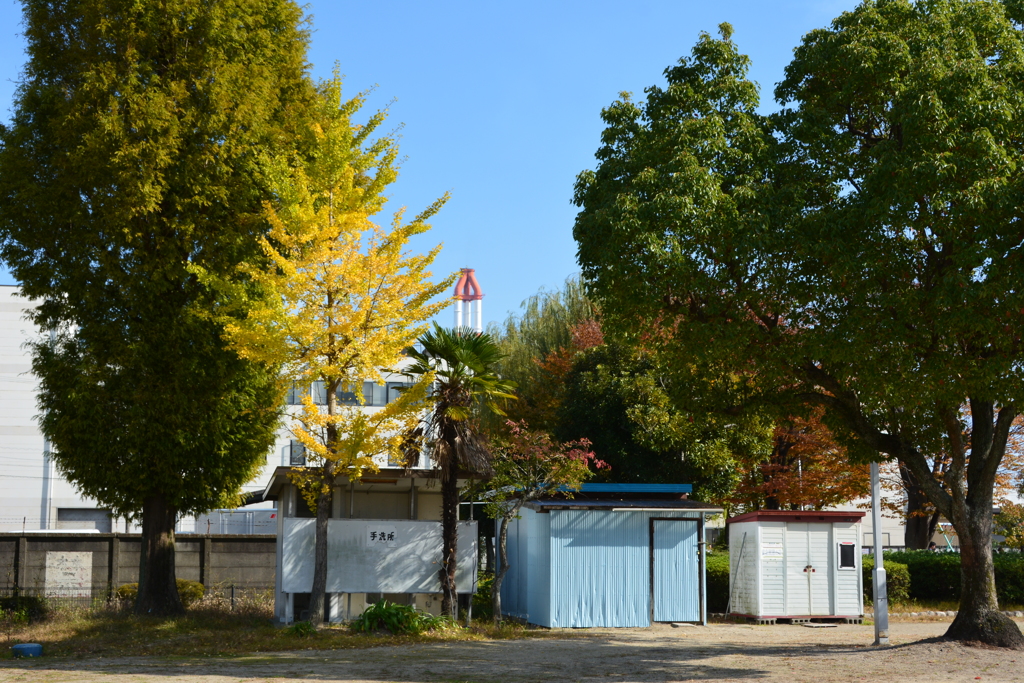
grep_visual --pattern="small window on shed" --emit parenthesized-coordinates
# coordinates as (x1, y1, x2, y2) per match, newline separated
(839, 542, 856, 569)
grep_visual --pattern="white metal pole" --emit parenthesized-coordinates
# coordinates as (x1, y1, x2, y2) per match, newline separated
(871, 461, 889, 645)
(474, 299, 482, 334)
(455, 299, 463, 328)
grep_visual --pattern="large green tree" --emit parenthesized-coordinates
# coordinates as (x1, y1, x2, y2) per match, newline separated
(0, 0, 312, 615)
(573, 2, 1024, 646)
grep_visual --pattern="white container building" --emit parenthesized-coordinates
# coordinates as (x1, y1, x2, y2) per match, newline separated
(727, 510, 865, 624)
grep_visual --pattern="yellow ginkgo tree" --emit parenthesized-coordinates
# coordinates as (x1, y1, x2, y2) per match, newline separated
(222, 74, 453, 625)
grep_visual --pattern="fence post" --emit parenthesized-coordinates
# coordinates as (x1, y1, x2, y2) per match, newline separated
(201, 536, 212, 587)
(108, 535, 121, 601)
(14, 535, 27, 597)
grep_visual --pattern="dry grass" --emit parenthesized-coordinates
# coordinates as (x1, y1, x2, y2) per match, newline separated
(0, 594, 562, 660)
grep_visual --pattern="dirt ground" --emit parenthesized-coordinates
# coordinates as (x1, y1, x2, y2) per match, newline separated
(1, 619, 1023, 683)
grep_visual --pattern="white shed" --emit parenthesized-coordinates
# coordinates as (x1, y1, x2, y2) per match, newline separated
(727, 511, 865, 624)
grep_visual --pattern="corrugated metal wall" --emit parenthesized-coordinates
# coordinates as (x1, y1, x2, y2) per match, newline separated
(547, 510, 702, 628)
(652, 519, 700, 622)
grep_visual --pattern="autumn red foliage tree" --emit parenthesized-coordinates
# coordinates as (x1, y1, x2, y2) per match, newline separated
(731, 410, 870, 512)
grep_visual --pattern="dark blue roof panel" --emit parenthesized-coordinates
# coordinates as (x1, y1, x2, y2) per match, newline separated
(561, 483, 693, 494)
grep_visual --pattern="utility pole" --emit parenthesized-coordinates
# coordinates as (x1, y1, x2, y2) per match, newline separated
(871, 461, 889, 645)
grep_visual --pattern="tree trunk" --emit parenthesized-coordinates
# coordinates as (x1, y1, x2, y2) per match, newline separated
(901, 463, 935, 549)
(135, 494, 184, 617)
(307, 464, 333, 625)
(491, 507, 516, 626)
(945, 497, 1023, 647)
(439, 460, 459, 619)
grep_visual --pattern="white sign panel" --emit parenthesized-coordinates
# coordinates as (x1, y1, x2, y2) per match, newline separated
(761, 541, 784, 559)
(282, 519, 478, 594)
(45, 551, 92, 597)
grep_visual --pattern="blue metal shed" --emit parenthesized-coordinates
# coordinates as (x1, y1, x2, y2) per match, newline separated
(499, 487, 721, 628)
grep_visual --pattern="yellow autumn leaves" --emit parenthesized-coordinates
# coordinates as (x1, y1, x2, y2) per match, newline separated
(217, 74, 454, 502)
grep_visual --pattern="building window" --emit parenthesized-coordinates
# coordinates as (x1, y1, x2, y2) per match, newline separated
(337, 382, 361, 406)
(285, 382, 306, 405)
(838, 542, 856, 569)
(311, 381, 327, 405)
(289, 440, 306, 466)
(386, 381, 411, 404)
(363, 381, 387, 407)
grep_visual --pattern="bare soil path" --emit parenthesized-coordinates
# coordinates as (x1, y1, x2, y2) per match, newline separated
(1, 620, 1022, 682)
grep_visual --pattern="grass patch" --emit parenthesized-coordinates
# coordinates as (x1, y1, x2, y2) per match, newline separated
(0, 596, 564, 660)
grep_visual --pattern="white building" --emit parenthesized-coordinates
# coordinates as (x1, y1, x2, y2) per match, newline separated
(0, 285, 424, 533)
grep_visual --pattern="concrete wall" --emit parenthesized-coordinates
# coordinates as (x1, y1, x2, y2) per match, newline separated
(0, 532, 275, 599)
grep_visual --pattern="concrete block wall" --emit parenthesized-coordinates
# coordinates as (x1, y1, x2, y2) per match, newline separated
(0, 533, 276, 599)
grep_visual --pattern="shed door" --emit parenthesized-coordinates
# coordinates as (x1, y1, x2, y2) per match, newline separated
(785, 522, 833, 616)
(651, 519, 700, 622)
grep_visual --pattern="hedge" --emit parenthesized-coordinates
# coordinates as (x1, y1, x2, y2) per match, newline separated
(862, 557, 911, 606)
(706, 552, 730, 612)
(882, 550, 1024, 605)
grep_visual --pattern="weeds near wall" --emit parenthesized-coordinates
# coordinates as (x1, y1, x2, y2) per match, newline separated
(350, 600, 455, 635)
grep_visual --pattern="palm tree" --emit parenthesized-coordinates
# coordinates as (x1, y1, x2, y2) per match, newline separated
(402, 324, 516, 618)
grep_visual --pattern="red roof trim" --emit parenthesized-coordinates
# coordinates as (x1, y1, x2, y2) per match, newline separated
(727, 510, 866, 524)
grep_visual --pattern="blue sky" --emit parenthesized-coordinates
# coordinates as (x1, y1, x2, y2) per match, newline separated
(0, 0, 858, 328)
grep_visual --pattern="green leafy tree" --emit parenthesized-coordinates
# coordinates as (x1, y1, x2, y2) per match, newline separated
(482, 421, 606, 622)
(401, 325, 516, 619)
(0, 0, 312, 616)
(573, 4, 1024, 646)
(558, 342, 772, 503)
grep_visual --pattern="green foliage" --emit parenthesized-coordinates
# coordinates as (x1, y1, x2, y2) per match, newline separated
(349, 600, 452, 635)
(705, 552, 731, 612)
(487, 275, 598, 432)
(0, 596, 47, 622)
(472, 573, 494, 621)
(881, 551, 962, 603)
(572, 2, 1024, 639)
(862, 557, 911, 606)
(879, 550, 1024, 605)
(996, 502, 1024, 551)
(285, 620, 318, 637)
(557, 342, 772, 502)
(115, 580, 205, 609)
(0, 0, 312, 528)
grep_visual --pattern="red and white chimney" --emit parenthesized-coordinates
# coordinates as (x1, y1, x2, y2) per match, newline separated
(453, 268, 484, 333)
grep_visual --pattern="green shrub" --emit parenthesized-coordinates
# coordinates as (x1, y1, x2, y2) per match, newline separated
(862, 557, 911, 606)
(115, 579, 205, 608)
(473, 572, 494, 621)
(285, 620, 317, 637)
(350, 599, 452, 635)
(883, 551, 960, 602)
(0, 596, 48, 622)
(705, 552, 730, 612)
(994, 554, 1024, 605)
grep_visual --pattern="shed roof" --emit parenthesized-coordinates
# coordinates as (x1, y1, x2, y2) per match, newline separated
(727, 510, 866, 524)
(562, 483, 693, 494)
(526, 499, 722, 512)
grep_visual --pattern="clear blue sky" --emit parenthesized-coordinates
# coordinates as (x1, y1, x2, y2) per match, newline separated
(0, 0, 858, 328)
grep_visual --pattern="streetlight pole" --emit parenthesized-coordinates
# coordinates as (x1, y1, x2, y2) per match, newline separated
(871, 461, 889, 645)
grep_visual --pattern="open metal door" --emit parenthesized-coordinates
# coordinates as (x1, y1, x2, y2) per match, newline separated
(650, 518, 701, 623)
